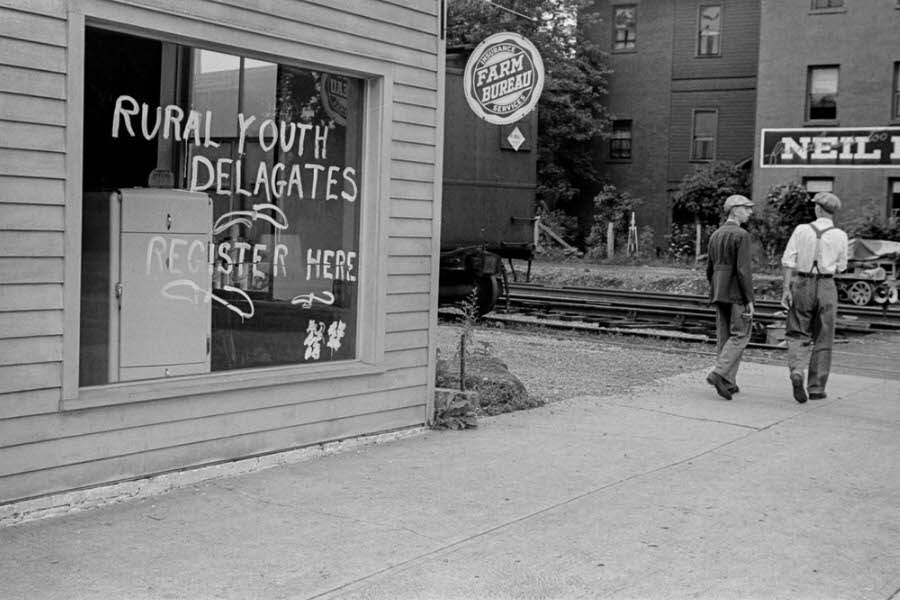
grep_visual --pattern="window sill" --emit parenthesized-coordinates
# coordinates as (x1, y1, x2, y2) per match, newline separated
(690, 158, 715, 163)
(606, 158, 633, 164)
(802, 120, 840, 127)
(695, 54, 722, 59)
(64, 360, 386, 411)
(809, 7, 847, 15)
(611, 48, 637, 54)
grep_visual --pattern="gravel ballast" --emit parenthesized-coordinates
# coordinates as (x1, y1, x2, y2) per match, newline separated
(436, 323, 715, 404)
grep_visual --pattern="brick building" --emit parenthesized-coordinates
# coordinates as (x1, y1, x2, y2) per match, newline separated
(591, 0, 760, 247)
(752, 0, 900, 222)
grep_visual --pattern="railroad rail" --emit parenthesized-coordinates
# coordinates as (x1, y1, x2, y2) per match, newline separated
(489, 283, 900, 346)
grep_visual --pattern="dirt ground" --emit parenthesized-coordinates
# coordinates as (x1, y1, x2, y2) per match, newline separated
(517, 258, 783, 300)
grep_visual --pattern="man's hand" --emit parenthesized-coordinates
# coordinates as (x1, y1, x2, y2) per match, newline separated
(781, 290, 792, 310)
(746, 302, 755, 319)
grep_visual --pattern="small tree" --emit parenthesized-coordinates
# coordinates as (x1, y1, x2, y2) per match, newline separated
(671, 162, 750, 260)
(846, 212, 900, 242)
(750, 181, 815, 265)
(585, 182, 642, 257)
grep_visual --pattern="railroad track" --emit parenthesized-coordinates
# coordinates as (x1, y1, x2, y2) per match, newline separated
(491, 283, 900, 345)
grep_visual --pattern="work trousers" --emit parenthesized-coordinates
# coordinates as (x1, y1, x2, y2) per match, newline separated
(785, 277, 837, 394)
(713, 302, 751, 385)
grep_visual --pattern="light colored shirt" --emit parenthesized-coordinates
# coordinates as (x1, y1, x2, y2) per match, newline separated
(781, 217, 849, 274)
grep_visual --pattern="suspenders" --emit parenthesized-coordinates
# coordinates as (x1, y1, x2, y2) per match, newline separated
(807, 223, 834, 275)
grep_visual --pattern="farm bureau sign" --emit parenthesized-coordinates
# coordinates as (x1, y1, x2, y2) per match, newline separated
(463, 32, 544, 125)
(760, 127, 900, 168)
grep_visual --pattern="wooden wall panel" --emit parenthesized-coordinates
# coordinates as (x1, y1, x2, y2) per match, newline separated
(0, 363, 61, 395)
(0, 37, 66, 73)
(0, 176, 65, 205)
(0, 405, 424, 503)
(0, 257, 64, 283)
(0, 388, 61, 420)
(0, 8, 67, 46)
(0, 310, 64, 338)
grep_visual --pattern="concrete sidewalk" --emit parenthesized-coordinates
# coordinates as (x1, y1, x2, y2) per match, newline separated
(1, 363, 898, 600)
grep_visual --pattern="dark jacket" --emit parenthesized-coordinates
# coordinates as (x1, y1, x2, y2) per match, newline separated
(706, 221, 754, 305)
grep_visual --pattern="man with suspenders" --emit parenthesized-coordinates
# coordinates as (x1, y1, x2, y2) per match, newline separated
(780, 192, 849, 403)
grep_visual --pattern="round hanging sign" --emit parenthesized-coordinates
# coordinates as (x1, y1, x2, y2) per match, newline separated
(320, 73, 348, 126)
(463, 32, 544, 125)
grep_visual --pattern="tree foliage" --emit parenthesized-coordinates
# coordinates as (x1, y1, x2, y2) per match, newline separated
(748, 181, 815, 265)
(671, 161, 751, 225)
(447, 0, 612, 211)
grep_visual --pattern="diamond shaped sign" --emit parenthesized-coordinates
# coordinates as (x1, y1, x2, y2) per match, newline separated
(507, 126, 525, 151)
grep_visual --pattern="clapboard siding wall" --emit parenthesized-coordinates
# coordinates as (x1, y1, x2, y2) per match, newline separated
(0, 0, 441, 504)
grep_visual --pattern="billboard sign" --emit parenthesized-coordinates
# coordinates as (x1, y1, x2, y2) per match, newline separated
(760, 127, 900, 168)
(463, 32, 544, 125)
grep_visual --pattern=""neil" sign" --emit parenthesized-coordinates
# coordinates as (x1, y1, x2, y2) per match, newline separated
(760, 127, 900, 168)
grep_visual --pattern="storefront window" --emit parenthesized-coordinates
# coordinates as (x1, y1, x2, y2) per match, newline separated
(79, 27, 364, 386)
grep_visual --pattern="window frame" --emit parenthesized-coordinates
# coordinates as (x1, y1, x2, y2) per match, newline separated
(806, 65, 840, 123)
(697, 4, 723, 58)
(893, 62, 900, 122)
(690, 108, 718, 162)
(811, 0, 844, 9)
(890, 178, 900, 218)
(612, 5, 637, 53)
(609, 119, 633, 161)
(63, 7, 392, 408)
(803, 177, 835, 197)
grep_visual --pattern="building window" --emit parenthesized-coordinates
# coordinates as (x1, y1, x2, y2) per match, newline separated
(804, 178, 834, 197)
(610, 120, 633, 159)
(811, 0, 843, 8)
(893, 62, 900, 120)
(698, 5, 722, 56)
(890, 180, 900, 217)
(613, 6, 637, 51)
(807, 66, 839, 121)
(691, 109, 717, 161)
(80, 27, 364, 386)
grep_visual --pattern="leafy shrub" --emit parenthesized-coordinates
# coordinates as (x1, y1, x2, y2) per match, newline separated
(846, 212, 900, 242)
(536, 205, 580, 247)
(665, 223, 717, 261)
(749, 181, 815, 265)
(671, 161, 751, 226)
(585, 183, 643, 257)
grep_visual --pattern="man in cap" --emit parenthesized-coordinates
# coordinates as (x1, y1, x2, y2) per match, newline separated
(780, 191, 849, 403)
(705, 194, 756, 400)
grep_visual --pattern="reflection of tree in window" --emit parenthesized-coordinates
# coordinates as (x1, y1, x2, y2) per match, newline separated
(614, 7, 636, 50)
(808, 67, 838, 121)
(698, 5, 721, 56)
(610, 120, 632, 159)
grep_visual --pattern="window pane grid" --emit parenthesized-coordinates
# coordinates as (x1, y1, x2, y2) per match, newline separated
(610, 120, 632, 159)
(808, 66, 838, 121)
(691, 110, 716, 161)
(698, 5, 721, 56)
(613, 7, 636, 50)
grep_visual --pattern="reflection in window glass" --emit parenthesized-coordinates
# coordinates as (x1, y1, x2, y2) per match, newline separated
(80, 27, 364, 386)
(698, 5, 721, 56)
(691, 110, 717, 161)
(808, 66, 838, 120)
(610, 120, 632, 159)
(613, 6, 636, 51)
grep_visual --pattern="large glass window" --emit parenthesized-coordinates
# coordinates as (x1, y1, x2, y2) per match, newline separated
(691, 109, 717, 161)
(610, 120, 633, 159)
(613, 6, 637, 51)
(80, 27, 364, 386)
(698, 5, 722, 57)
(807, 66, 839, 121)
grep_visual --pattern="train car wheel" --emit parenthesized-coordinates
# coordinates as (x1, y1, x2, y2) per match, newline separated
(873, 284, 890, 304)
(889, 286, 899, 304)
(475, 276, 501, 316)
(847, 281, 873, 306)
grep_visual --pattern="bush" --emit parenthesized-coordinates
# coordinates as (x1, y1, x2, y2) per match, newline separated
(749, 181, 815, 265)
(536, 205, 580, 247)
(665, 223, 717, 261)
(584, 183, 643, 257)
(846, 212, 900, 242)
(671, 161, 751, 226)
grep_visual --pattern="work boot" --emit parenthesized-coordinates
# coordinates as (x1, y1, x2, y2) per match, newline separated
(790, 372, 807, 404)
(706, 372, 733, 400)
(808, 391, 827, 400)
